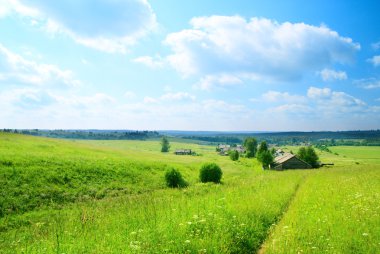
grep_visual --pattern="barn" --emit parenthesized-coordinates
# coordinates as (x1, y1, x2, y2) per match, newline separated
(273, 153, 312, 170)
(174, 149, 192, 155)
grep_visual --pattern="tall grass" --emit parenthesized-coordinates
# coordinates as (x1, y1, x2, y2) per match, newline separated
(1, 133, 379, 253)
(0, 171, 307, 253)
(262, 164, 380, 253)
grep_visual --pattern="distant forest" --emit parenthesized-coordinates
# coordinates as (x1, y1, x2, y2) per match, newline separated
(2, 129, 380, 146)
(174, 130, 380, 146)
(1, 129, 160, 140)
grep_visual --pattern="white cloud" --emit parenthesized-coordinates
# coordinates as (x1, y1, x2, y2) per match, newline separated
(0, 44, 81, 87)
(307, 87, 365, 108)
(260, 90, 306, 103)
(124, 91, 136, 99)
(319, 68, 347, 81)
(195, 74, 243, 90)
(354, 78, 380, 89)
(268, 104, 312, 114)
(264, 87, 367, 118)
(143, 96, 159, 104)
(1, 0, 157, 53)
(133, 55, 165, 69)
(164, 16, 360, 81)
(53, 93, 116, 108)
(307, 87, 332, 99)
(160, 92, 195, 101)
(0, 0, 39, 18)
(368, 55, 380, 67)
(0, 88, 56, 109)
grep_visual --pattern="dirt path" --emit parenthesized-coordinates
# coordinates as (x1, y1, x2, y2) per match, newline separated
(257, 174, 309, 254)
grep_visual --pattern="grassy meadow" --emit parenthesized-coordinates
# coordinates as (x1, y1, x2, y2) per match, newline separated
(0, 133, 379, 253)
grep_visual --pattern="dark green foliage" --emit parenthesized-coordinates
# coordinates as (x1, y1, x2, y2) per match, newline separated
(161, 136, 170, 152)
(1, 129, 160, 140)
(199, 163, 223, 183)
(183, 136, 241, 144)
(257, 141, 268, 154)
(257, 151, 274, 168)
(257, 141, 273, 168)
(229, 150, 239, 161)
(297, 146, 319, 168)
(164, 168, 187, 188)
(243, 137, 258, 158)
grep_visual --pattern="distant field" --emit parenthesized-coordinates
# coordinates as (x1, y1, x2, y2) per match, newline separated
(0, 133, 379, 253)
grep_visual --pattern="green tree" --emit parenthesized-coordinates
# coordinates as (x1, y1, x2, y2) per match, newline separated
(243, 137, 258, 158)
(257, 141, 268, 154)
(229, 150, 239, 161)
(258, 150, 274, 168)
(297, 146, 319, 168)
(257, 141, 273, 168)
(161, 136, 170, 152)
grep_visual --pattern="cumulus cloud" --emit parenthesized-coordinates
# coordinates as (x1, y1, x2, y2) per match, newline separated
(143, 96, 159, 104)
(195, 74, 243, 90)
(1, 0, 157, 53)
(307, 87, 332, 99)
(160, 92, 195, 101)
(0, 44, 81, 87)
(319, 68, 347, 81)
(354, 78, 380, 89)
(0, 88, 56, 109)
(263, 87, 368, 118)
(133, 55, 165, 69)
(124, 91, 136, 99)
(307, 87, 365, 107)
(164, 16, 360, 82)
(259, 90, 306, 103)
(268, 104, 312, 114)
(368, 55, 380, 67)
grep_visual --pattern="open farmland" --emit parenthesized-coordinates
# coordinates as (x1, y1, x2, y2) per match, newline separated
(0, 133, 379, 253)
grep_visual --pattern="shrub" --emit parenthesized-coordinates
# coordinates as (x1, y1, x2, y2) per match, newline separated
(199, 163, 223, 183)
(229, 150, 239, 161)
(297, 146, 319, 168)
(165, 168, 187, 188)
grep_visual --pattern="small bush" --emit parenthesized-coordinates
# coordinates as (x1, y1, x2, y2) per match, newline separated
(165, 168, 187, 188)
(199, 163, 223, 183)
(229, 150, 239, 161)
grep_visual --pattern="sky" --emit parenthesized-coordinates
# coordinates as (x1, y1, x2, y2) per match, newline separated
(0, 0, 379, 131)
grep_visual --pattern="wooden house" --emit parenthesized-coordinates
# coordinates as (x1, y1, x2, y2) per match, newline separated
(273, 153, 311, 170)
(174, 149, 192, 155)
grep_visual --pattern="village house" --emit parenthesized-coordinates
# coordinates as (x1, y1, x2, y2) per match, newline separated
(217, 144, 246, 156)
(174, 149, 192, 155)
(272, 153, 311, 170)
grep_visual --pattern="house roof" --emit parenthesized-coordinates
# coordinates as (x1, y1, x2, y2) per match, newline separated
(274, 153, 296, 164)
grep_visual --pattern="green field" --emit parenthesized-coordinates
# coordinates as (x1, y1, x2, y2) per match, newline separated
(0, 133, 379, 253)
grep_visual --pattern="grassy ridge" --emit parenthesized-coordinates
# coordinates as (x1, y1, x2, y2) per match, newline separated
(0, 133, 171, 218)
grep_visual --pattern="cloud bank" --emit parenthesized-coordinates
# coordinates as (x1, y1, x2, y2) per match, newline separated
(164, 16, 360, 86)
(1, 0, 157, 53)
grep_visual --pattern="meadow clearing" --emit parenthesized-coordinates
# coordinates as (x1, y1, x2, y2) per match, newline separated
(0, 133, 379, 253)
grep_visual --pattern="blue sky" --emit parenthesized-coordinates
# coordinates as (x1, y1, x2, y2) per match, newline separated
(0, 0, 379, 131)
